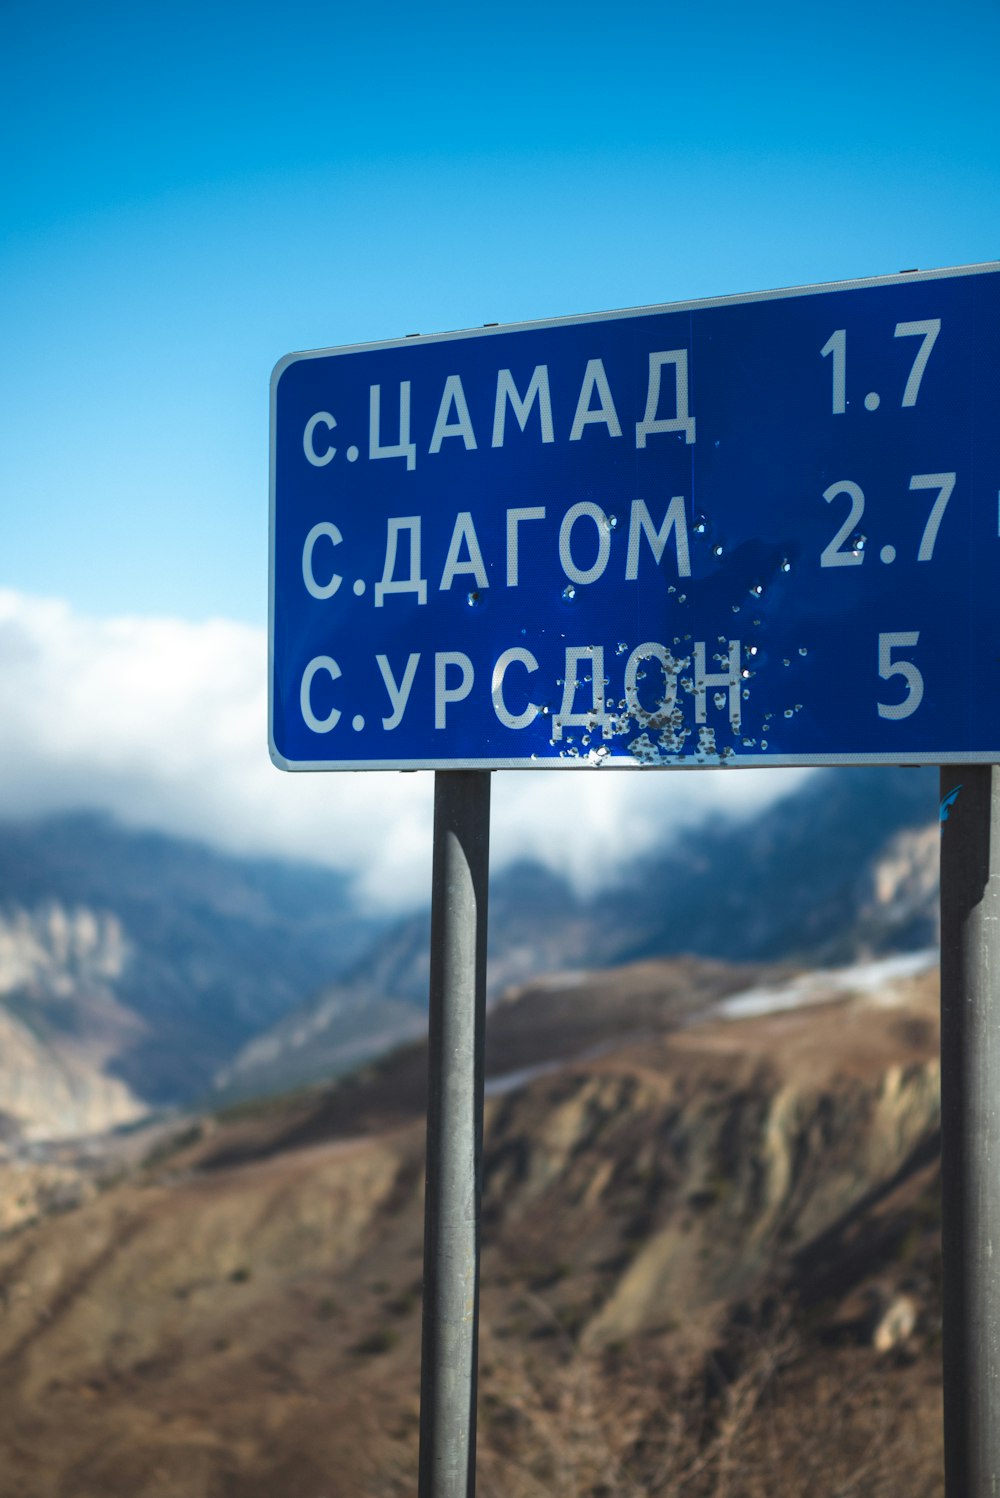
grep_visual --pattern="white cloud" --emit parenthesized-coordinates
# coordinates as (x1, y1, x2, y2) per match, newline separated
(0, 591, 812, 909)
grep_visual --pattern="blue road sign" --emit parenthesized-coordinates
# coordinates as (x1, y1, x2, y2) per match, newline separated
(270, 262, 1000, 771)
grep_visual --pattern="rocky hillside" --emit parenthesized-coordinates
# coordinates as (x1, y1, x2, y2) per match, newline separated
(0, 813, 385, 1129)
(0, 903, 145, 1138)
(0, 954, 944, 1496)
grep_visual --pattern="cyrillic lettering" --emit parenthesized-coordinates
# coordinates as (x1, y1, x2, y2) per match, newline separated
(376, 653, 420, 730)
(559, 502, 612, 585)
(429, 375, 477, 453)
(300, 656, 342, 733)
(506, 507, 546, 586)
(635, 350, 696, 447)
(375, 518, 427, 606)
(435, 652, 474, 728)
(302, 521, 343, 599)
(370, 382, 416, 470)
(440, 512, 489, 591)
(303, 412, 336, 466)
(492, 647, 540, 729)
(694, 640, 741, 731)
(625, 497, 691, 579)
(568, 359, 622, 441)
(625, 643, 680, 728)
(492, 367, 554, 446)
(553, 646, 610, 739)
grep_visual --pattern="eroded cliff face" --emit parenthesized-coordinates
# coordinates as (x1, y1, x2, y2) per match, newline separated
(0, 1003, 145, 1142)
(479, 971, 939, 1352)
(851, 822, 940, 956)
(0, 903, 129, 995)
(0, 960, 944, 1496)
(0, 903, 146, 1140)
(0, 814, 387, 1111)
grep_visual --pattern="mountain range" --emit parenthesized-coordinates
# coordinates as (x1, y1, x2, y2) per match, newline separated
(0, 813, 381, 1132)
(0, 765, 940, 1133)
(219, 765, 939, 1098)
(0, 772, 950, 1492)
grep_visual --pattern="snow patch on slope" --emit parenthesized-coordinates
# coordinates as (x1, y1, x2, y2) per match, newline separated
(716, 950, 937, 1021)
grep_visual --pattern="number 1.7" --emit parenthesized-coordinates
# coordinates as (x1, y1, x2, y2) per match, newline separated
(821, 320, 941, 413)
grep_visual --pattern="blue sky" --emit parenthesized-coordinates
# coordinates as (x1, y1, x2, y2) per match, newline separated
(0, 0, 996, 898)
(4, 0, 998, 623)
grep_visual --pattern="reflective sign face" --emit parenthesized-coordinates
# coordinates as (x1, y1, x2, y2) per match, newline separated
(270, 262, 1000, 770)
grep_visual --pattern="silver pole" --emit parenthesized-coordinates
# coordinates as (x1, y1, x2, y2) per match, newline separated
(418, 769, 491, 1498)
(940, 764, 1000, 1495)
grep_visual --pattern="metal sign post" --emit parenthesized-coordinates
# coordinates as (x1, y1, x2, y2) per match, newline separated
(940, 766, 1000, 1494)
(418, 770, 491, 1498)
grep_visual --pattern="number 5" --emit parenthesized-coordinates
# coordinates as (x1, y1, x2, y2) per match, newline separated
(878, 632, 923, 719)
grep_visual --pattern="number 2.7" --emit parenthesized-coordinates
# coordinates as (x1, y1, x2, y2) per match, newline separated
(820, 319, 941, 414)
(821, 472, 956, 567)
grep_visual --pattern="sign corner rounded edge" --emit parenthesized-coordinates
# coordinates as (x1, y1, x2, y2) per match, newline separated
(267, 724, 297, 774)
(270, 351, 301, 399)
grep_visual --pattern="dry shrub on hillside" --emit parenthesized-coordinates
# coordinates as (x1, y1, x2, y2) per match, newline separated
(476, 1308, 943, 1498)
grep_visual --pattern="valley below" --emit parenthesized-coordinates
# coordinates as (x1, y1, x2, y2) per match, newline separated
(0, 953, 944, 1497)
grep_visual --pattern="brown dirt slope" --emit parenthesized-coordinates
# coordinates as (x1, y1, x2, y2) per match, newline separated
(0, 956, 943, 1497)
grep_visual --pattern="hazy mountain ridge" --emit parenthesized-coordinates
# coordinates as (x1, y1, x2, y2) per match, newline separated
(594, 764, 939, 967)
(0, 768, 941, 1128)
(222, 767, 940, 1099)
(0, 813, 387, 1127)
(217, 858, 592, 1099)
